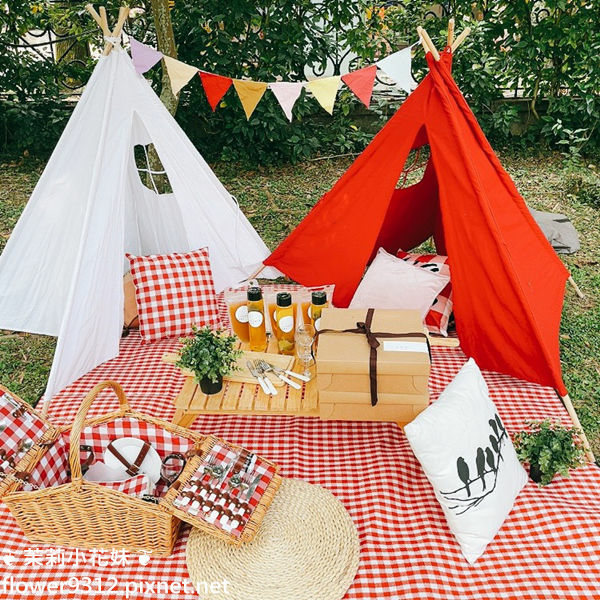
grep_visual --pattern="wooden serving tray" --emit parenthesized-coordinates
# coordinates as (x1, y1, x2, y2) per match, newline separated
(163, 349, 295, 387)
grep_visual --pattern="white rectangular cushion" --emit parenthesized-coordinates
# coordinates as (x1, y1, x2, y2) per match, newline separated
(404, 358, 528, 563)
(350, 248, 449, 319)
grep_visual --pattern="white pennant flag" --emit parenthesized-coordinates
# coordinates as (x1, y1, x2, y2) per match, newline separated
(376, 44, 418, 94)
(163, 55, 198, 96)
(269, 81, 304, 121)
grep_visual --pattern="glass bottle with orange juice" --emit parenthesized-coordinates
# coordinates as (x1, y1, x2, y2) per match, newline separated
(247, 287, 267, 352)
(310, 290, 328, 331)
(227, 296, 250, 343)
(275, 292, 295, 355)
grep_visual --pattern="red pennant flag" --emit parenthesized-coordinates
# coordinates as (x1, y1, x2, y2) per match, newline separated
(199, 71, 233, 111)
(341, 65, 377, 108)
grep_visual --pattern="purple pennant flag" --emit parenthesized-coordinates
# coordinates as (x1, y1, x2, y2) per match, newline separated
(130, 37, 163, 74)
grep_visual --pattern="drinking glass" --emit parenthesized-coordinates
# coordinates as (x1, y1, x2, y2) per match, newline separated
(295, 324, 315, 379)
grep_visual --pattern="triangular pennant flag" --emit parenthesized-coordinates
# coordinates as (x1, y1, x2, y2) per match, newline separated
(341, 65, 377, 108)
(376, 46, 417, 94)
(129, 37, 163, 75)
(306, 76, 341, 115)
(162, 55, 198, 96)
(269, 81, 304, 121)
(232, 80, 269, 120)
(198, 71, 233, 111)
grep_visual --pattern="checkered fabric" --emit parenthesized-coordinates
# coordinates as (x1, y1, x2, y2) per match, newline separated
(22, 437, 70, 491)
(397, 250, 453, 336)
(127, 248, 221, 343)
(3, 286, 599, 599)
(98, 474, 152, 498)
(0, 389, 50, 457)
(175, 442, 276, 539)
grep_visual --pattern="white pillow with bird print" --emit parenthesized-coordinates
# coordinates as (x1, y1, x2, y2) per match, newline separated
(404, 358, 528, 563)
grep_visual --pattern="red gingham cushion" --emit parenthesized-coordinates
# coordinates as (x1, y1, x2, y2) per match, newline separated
(126, 248, 221, 343)
(397, 250, 453, 336)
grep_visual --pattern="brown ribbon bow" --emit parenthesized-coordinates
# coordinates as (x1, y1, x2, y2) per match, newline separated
(318, 308, 431, 407)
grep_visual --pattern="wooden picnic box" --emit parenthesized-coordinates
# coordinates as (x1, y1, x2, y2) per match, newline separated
(316, 308, 430, 425)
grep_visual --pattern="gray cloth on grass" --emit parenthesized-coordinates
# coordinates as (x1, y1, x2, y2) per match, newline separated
(529, 207, 580, 254)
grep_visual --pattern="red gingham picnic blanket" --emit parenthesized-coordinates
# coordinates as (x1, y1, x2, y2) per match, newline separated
(1, 300, 600, 598)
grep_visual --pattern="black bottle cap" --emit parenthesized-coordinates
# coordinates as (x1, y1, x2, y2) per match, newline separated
(276, 292, 292, 307)
(247, 286, 262, 301)
(311, 291, 327, 305)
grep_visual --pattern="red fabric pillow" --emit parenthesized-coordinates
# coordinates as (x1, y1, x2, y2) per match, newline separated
(396, 250, 453, 336)
(126, 248, 221, 343)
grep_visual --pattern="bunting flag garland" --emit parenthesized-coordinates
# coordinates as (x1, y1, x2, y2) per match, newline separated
(198, 71, 233, 111)
(163, 55, 199, 96)
(341, 65, 378, 108)
(306, 76, 341, 115)
(130, 38, 163, 75)
(129, 37, 418, 121)
(269, 81, 304, 121)
(376, 45, 418, 94)
(232, 80, 269, 120)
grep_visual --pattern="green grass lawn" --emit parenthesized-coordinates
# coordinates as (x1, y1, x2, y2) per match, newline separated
(1, 152, 599, 453)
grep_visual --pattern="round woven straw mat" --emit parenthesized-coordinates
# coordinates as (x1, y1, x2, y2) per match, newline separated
(186, 478, 360, 600)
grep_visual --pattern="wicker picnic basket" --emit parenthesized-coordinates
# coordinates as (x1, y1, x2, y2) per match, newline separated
(1, 381, 281, 556)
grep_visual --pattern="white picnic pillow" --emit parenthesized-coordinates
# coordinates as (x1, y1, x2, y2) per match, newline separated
(404, 358, 528, 563)
(349, 248, 449, 319)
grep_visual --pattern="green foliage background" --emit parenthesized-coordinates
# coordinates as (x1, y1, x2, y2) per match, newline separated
(1, 1, 599, 163)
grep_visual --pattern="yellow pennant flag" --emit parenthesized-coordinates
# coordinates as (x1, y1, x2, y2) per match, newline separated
(306, 76, 341, 115)
(233, 80, 269, 120)
(163, 55, 198, 96)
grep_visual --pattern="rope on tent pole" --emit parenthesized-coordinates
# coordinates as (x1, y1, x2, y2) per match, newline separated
(568, 275, 585, 299)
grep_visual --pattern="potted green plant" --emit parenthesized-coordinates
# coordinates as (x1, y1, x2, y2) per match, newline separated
(514, 419, 586, 486)
(177, 326, 243, 395)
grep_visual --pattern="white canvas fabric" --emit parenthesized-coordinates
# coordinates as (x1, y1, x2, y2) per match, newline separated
(404, 358, 528, 563)
(0, 48, 278, 401)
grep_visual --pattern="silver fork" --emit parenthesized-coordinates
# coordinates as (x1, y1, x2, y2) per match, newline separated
(254, 361, 278, 395)
(258, 360, 301, 389)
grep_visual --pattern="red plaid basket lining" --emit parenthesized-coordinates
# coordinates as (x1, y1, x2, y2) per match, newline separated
(174, 442, 276, 538)
(17, 285, 600, 599)
(397, 250, 453, 336)
(127, 248, 221, 343)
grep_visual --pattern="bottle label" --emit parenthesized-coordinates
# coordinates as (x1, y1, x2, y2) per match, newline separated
(235, 305, 249, 323)
(308, 306, 312, 319)
(278, 315, 294, 333)
(248, 311, 264, 328)
(314, 317, 322, 331)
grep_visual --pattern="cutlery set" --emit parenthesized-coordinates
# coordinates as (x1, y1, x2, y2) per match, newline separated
(246, 359, 309, 396)
(174, 446, 266, 533)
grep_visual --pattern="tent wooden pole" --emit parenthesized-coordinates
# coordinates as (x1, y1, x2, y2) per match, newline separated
(451, 27, 471, 53)
(417, 29, 431, 57)
(417, 26, 440, 61)
(568, 275, 585, 299)
(559, 393, 595, 463)
(103, 6, 128, 56)
(98, 6, 110, 36)
(247, 263, 266, 281)
(447, 18, 455, 48)
(85, 4, 104, 30)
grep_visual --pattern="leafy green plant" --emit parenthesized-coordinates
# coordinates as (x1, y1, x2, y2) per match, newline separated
(177, 326, 242, 383)
(514, 419, 586, 486)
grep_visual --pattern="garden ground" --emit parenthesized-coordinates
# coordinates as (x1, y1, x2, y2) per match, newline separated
(1, 152, 599, 453)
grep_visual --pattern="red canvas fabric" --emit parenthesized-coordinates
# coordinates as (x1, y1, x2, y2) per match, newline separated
(1, 301, 596, 599)
(198, 71, 233, 111)
(341, 65, 377, 108)
(264, 51, 569, 394)
(127, 248, 221, 343)
(397, 250, 453, 335)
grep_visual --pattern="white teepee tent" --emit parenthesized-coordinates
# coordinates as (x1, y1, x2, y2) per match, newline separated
(0, 26, 278, 403)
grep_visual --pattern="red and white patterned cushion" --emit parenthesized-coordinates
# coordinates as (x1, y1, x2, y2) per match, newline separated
(397, 250, 453, 336)
(126, 248, 221, 343)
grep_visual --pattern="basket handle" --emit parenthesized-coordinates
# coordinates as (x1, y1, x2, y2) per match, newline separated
(69, 381, 131, 482)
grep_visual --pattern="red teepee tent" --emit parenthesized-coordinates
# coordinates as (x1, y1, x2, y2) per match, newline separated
(264, 51, 569, 396)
